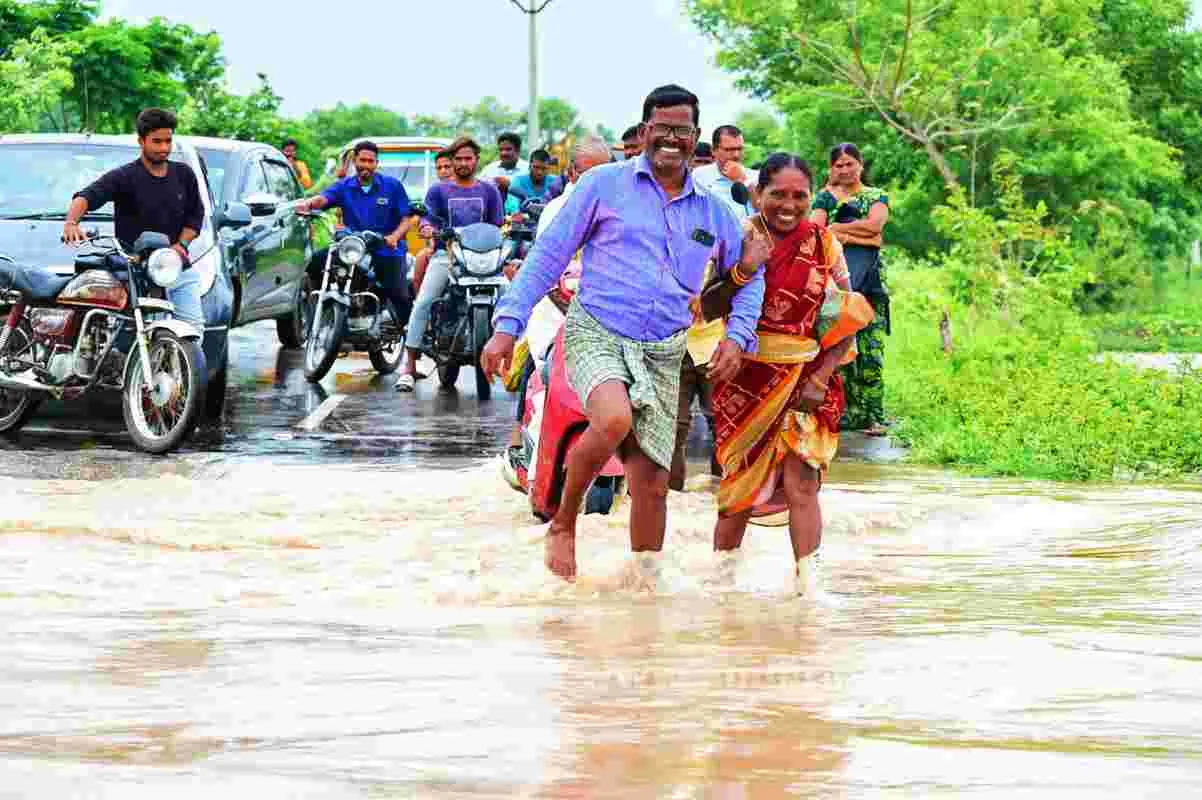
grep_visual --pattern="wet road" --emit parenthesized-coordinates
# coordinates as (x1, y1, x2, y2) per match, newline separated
(0, 321, 519, 477)
(2, 322, 1201, 797)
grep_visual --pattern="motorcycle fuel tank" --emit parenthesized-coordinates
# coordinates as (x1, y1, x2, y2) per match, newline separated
(58, 270, 128, 310)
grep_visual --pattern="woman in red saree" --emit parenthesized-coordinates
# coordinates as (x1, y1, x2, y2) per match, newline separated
(710, 154, 874, 596)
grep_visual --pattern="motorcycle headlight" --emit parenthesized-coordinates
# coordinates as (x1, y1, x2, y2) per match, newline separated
(147, 247, 182, 288)
(463, 250, 499, 277)
(337, 236, 367, 266)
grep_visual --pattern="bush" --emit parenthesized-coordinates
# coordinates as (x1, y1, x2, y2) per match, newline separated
(887, 257, 1202, 481)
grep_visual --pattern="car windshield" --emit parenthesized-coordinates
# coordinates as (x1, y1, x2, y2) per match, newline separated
(376, 150, 433, 200)
(195, 147, 231, 204)
(0, 143, 191, 219)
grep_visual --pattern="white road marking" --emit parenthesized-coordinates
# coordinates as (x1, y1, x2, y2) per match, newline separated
(295, 394, 347, 432)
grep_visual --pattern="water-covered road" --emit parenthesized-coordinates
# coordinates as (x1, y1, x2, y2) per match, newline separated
(2, 322, 1200, 797)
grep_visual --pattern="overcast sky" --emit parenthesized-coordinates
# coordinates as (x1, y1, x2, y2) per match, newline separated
(101, 0, 762, 135)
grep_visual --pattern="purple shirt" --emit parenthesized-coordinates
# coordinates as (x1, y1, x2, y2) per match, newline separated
(423, 180, 504, 249)
(493, 155, 764, 352)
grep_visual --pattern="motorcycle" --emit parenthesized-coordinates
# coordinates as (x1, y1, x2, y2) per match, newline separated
(502, 267, 625, 518)
(301, 214, 406, 383)
(0, 231, 207, 454)
(421, 217, 515, 400)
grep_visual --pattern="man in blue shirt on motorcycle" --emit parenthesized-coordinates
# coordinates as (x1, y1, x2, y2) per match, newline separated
(296, 141, 417, 329)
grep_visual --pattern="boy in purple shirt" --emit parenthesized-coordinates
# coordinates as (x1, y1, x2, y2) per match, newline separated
(482, 85, 770, 583)
(396, 137, 504, 390)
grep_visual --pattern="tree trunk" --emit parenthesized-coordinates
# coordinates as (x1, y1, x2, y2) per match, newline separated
(923, 137, 960, 190)
(940, 310, 954, 355)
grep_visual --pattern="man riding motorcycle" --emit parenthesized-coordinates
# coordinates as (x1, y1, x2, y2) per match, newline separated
(62, 107, 206, 344)
(395, 136, 503, 392)
(295, 140, 417, 332)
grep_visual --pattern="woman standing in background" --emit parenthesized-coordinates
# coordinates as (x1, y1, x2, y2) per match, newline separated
(811, 143, 890, 436)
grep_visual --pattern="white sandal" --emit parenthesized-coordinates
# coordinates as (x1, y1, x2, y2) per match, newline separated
(394, 373, 416, 392)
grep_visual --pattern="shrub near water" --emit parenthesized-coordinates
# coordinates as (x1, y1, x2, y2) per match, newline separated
(889, 268, 1202, 481)
(883, 157, 1202, 482)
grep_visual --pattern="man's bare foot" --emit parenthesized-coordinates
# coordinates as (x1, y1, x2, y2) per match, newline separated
(545, 520, 577, 581)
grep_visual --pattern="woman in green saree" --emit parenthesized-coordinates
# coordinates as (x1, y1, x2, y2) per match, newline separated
(811, 143, 890, 436)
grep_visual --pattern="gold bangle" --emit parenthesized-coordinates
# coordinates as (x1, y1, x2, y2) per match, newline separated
(731, 265, 753, 286)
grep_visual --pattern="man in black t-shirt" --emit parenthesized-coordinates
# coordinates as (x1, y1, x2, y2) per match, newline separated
(62, 107, 206, 336)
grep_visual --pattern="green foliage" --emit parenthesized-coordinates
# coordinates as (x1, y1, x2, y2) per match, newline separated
(732, 109, 787, 165)
(0, 29, 76, 132)
(303, 102, 412, 153)
(178, 73, 300, 151)
(532, 97, 585, 144)
(1089, 270, 1202, 352)
(888, 255, 1202, 481)
(687, 0, 1200, 264)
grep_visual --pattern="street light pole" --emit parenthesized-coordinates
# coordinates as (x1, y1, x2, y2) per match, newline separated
(529, 8, 539, 148)
(508, 0, 556, 150)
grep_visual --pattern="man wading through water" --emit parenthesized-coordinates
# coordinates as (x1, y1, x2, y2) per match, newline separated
(482, 85, 770, 582)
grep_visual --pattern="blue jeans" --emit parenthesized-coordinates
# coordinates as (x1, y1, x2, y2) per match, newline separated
(405, 251, 451, 350)
(167, 267, 205, 337)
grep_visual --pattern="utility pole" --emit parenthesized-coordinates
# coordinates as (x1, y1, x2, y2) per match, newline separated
(508, 0, 556, 149)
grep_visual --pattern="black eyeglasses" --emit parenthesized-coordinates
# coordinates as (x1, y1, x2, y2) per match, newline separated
(646, 123, 698, 140)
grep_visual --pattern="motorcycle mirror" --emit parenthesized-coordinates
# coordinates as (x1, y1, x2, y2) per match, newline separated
(731, 182, 750, 207)
(216, 202, 253, 230)
(132, 231, 171, 254)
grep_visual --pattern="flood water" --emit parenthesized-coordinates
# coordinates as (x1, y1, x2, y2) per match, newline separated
(1, 326, 1201, 797)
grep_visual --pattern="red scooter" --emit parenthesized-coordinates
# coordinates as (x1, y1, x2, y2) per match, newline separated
(503, 270, 625, 519)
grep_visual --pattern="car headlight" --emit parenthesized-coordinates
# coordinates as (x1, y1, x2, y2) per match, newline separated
(462, 250, 499, 277)
(337, 236, 367, 266)
(147, 247, 182, 288)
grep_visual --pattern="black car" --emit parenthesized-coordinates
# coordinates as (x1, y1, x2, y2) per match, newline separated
(183, 136, 313, 348)
(0, 133, 312, 418)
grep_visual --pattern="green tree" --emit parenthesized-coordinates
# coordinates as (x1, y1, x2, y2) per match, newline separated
(595, 122, 617, 142)
(0, 29, 76, 132)
(733, 109, 787, 165)
(0, 0, 97, 58)
(529, 97, 586, 145)
(179, 73, 289, 144)
(410, 113, 456, 138)
(688, 0, 1191, 257)
(449, 96, 523, 148)
(43, 17, 225, 133)
(303, 102, 412, 152)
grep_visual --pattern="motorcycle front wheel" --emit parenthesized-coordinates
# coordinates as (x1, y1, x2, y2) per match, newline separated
(304, 299, 345, 382)
(471, 305, 492, 401)
(368, 301, 405, 375)
(122, 331, 206, 454)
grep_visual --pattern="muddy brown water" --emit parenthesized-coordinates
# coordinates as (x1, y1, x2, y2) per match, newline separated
(1, 325, 1200, 797)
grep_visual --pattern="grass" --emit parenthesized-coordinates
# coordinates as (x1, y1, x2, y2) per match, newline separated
(1087, 269, 1202, 353)
(886, 261, 1202, 482)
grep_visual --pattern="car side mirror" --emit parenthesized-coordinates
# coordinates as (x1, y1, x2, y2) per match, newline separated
(243, 193, 281, 218)
(216, 202, 253, 230)
(132, 231, 171, 254)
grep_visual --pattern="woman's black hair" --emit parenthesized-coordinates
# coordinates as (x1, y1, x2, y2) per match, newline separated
(757, 152, 813, 191)
(829, 142, 863, 165)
